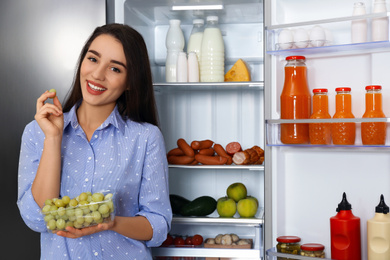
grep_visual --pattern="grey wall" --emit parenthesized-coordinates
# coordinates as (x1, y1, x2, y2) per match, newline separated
(0, 1, 105, 258)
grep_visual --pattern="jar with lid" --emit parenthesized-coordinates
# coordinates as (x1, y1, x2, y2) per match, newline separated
(300, 243, 326, 258)
(276, 236, 301, 260)
(280, 56, 311, 144)
(309, 88, 331, 145)
(332, 87, 356, 145)
(361, 85, 386, 145)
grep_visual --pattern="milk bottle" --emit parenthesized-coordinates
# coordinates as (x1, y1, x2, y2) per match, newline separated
(200, 16, 225, 82)
(187, 19, 204, 62)
(372, 0, 389, 41)
(165, 19, 185, 82)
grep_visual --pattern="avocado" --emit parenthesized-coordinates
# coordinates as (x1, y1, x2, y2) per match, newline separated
(180, 196, 217, 216)
(170, 194, 191, 215)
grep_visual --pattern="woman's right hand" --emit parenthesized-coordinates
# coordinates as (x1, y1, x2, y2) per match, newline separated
(34, 90, 64, 138)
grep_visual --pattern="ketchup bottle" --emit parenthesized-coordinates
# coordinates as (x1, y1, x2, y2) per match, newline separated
(330, 192, 361, 260)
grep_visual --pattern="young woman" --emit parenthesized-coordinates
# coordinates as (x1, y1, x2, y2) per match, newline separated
(17, 24, 171, 259)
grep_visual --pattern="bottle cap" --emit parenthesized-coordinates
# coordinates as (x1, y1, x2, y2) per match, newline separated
(169, 19, 181, 25)
(286, 55, 305, 61)
(336, 192, 352, 212)
(193, 19, 204, 25)
(301, 243, 325, 251)
(376, 194, 389, 214)
(335, 87, 351, 92)
(276, 236, 301, 243)
(365, 85, 382, 90)
(207, 16, 219, 22)
(313, 88, 328, 93)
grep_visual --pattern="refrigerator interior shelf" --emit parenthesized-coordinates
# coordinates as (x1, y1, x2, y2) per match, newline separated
(266, 118, 390, 124)
(172, 213, 264, 226)
(154, 82, 264, 93)
(152, 246, 262, 258)
(266, 247, 332, 260)
(169, 164, 264, 171)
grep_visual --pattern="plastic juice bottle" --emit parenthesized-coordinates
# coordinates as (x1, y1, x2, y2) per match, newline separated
(309, 88, 331, 145)
(330, 192, 362, 260)
(361, 85, 386, 145)
(367, 194, 390, 260)
(332, 87, 356, 145)
(280, 55, 311, 144)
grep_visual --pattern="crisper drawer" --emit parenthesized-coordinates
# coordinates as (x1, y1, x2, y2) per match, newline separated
(266, 248, 332, 260)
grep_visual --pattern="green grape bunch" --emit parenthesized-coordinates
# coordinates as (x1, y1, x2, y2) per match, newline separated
(41, 192, 114, 232)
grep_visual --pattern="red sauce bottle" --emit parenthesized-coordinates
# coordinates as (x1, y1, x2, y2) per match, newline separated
(330, 192, 361, 260)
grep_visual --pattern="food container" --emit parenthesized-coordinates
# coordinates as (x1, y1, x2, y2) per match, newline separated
(276, 236, 301, 260)
(300, 243, 325, 258)
(41, 192, 115, 232)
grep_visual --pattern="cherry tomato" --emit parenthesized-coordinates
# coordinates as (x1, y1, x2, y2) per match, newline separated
(174, 236, 185, 247)
(185, 236, 193, 245)
(192, 234, 204, 246)
(161, 234, 173, 247)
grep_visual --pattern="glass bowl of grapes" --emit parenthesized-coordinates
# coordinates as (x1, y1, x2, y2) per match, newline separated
(41, 191, 115, 232)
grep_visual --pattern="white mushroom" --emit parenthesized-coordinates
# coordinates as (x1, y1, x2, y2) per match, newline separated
(230, 233, 239, 242)
(221, 234, 232, 245)
(215, 234, 223, 244)
(206, 238, 215, 244)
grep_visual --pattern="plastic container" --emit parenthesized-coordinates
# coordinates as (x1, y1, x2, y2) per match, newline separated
(165, 19, 185, 82)
(351, 2, 367, 43)
(276, 236, 301, 260)
(41, 192, 115, 232)
(332, 87, 356, 145)
(200, 16, 225, 82)
(280, 56, 311, 144)
(176, 52, 188, 82)
(372, 0, 389, 42)
(300, 243, 326, 258)
(330, 192, 361, 260)
(367, 194, 390, 259)
(361, 85, 387, 145)
(309, 88, 331, 145)
(188, 52, 199, 82)
(187, 19, 204, 62)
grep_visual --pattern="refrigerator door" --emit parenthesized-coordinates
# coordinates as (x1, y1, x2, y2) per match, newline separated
(1, 0, 105, 258)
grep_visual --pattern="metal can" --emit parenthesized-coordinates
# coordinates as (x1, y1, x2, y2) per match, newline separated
(276, 236, 301, 260)
(300, 243, 325, 258)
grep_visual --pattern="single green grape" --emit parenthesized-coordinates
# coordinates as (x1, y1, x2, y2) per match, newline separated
(48, 89, 56, 99)
(55, 199, 65, 208)
(42, 205, 52, 215)
(79, 192, 88, 202)
(75, 208, 83, 217)
(57, 207, 66, 216)
(76, 216, 84, 224)
(92, 193, 104, 202)
(62, 196, 70, 205)
(102, 213, 110, 219)
(47, 219, 56, 230)
(86, 191, 92, 196)
(69, 199, 78, 207)
(98, 204, 109, 215)
(66, 208, 75, 217)
(89, 203, 99, 212)
(44, 214, 55, 222)
(106, 201, 114, 212)
(92, 211, 102, 221)
(49, 205, 58, 216)
(104, 193, 113, 200)
(73, 221, 83, 229)
(84, 214, 93, 224)
(68, 215, 77, 222)
(45, 199, 53, 206)
(66, 221, 74, 228)
(87, 195, 92, 202)
(56, 219, 66, 230)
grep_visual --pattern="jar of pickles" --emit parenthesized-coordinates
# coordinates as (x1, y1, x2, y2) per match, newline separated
(276, 236, 301, 260)
(300, 243, 326, 258)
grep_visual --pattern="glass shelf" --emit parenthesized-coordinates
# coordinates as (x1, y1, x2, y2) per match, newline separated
(172, 212, 264, 226)
(153, 246, 262, 258)
(265, 12, 390, 56)
(154, 81, 264, 92)
(266, 247, 332, 260)
(169, 164, 264, 170)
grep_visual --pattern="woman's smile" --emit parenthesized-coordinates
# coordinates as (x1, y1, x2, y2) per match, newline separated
(86, 80, 107, 95)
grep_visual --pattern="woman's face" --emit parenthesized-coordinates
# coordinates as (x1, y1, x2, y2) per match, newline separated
(80, 34, 127, 109)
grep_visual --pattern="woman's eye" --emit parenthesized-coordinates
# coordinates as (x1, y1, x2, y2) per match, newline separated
(111, 67, 121, 73)
(88, 57, 97, 62)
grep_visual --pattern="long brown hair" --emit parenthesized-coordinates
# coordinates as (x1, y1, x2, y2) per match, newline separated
(63, 23, 159, 126)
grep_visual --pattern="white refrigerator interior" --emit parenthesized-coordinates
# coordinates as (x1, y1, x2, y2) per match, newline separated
(265, 0, 390, 259)
(114, 0, 265, 259)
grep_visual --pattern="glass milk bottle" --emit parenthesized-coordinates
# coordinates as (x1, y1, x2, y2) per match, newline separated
(351, 2, 367, 43)
(165, 19, 185, 82)
(372, 0, 389, 41)
(200, 16, 225, 82)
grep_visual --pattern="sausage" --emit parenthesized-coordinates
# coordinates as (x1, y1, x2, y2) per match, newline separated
(213, 144, 233, 165)
(191, 139, 214, 150)
(177, 138, 195, 157)
(198, 148, 215, 156)
(167, 147, 184, 156)
(168, 155, 195, 165)
(195, 154, 228, 165)
(226, 142, 242, 156)
(232, 151, 249, 165)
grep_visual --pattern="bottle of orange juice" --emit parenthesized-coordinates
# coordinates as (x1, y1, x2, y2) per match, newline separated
(310, 88, 331, 145)
(280, 56, 311, 144)
(332, 87, 356, 145)
(362, 85, 386, 145)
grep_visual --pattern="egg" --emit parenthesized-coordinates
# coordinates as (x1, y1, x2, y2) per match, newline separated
(277, 29, 293, 50)
(293, 28, 309, 48)
(310, 25, 326, 47)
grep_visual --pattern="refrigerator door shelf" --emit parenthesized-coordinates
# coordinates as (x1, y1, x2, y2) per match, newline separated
(266, 247, 332, 260)
(169, 164, 264, 170)
(153, 246, 262, 258)
(154, 82, 264, 92)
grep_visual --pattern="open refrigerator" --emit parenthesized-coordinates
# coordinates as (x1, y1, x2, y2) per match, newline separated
(111, 0, 390, 259)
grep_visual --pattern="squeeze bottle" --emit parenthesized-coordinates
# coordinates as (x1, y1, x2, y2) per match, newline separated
(367, 194, 390, 259)
(330, 192, 361, 260)
(372, 0, 389, 42)
(351, 2, 367, 43)
(165, 19, 185, 82)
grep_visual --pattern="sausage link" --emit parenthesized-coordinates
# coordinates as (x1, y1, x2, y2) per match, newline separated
(213, 144, 233, 165)
(195, 154, 228, 165)
(168, 155, 195, 165)
(167, 147, 184, 156)
(226, 142, 242, 156)
(191, 139, 214, 150)
(177, 138, 195, 157)
(198, 148, 215, 156)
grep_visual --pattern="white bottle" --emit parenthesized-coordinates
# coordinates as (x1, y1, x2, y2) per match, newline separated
(200, 16, 225, 82)
(176, 52, 188, 82)
(351, 2, 367, 43)
(187, 19, 204, 62)
(165, 19, 185, 82)
(367, 194, 390, 259)
(188, 52, 199, 82)
(372, 0, 389, 41)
